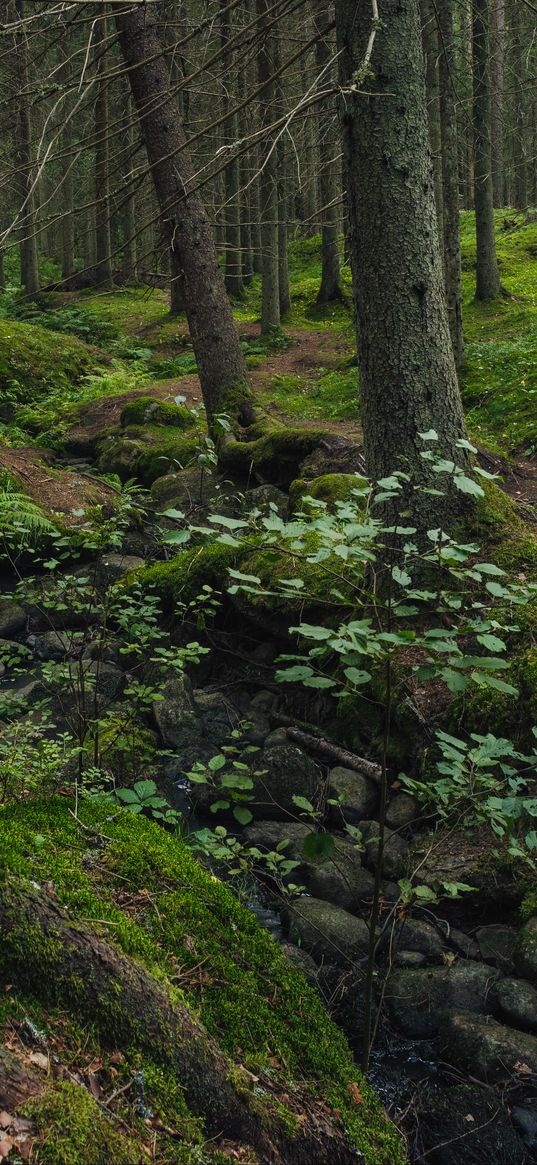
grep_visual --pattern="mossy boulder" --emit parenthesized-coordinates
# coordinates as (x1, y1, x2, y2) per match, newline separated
(455, 644, 537, 747)
(120, 396, 196, 429)
(220, 423, 333, 487)
(97, 424, 201, 485)
(0, 317, 94, 405)
(282, 897, 369, 966)
(386, 963, 497, 1038)
(441, 1012, 537, 1080)
(288, 473, 367, 514)
(22, 1080, 140, 1165)
(458, 479, 537, 579)
(514, 917, 537, 985)
(0, 797, 405, 1165)
(136, 541, 245, 611)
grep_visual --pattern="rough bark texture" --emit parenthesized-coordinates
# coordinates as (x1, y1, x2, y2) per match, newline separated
(0, 878, 359, 1165)
(0, 1048, 40, 1110)
(14, 0, 40, 296)
(220, 0, 244, 298)
(113, 2, 253, 424)
(257, 0, 281, 332)
(420, 0, 444, 246)
(439, 0, 465, 368)
(313, 0, 343, 305)
(473, 0, 501, 299)
(94, 9, 114, 289)
(336, 0, 469, 530)
(490, 0, 505, 206)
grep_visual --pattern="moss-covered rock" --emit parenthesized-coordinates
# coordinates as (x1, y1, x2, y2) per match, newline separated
(97, 424, 201, 485)
(288, 473, 367, 514)
(0, 798, 405, 1164)
(22, 1080, 140, 1165)
(0, 318, 94, 405)
(136, 541, 245, 610)
(453, 644, 537, 747)
(458, 479, 537, 579)
(220, 423, 331, 487)
(120, 397, 196, 429)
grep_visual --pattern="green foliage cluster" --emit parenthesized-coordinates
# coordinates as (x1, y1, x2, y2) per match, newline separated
(0, 317, 94, 405)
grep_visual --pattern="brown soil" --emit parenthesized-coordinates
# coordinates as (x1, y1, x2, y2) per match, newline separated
(0, 446, 117, 524)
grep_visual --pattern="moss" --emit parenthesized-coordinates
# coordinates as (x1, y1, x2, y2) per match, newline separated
(120, 397, 196, 429)
(97, 424, 201, 485)
(22, 1080, 139, 1164)
(136, 540, 246, 609)
(520, 891, 537, 920)
(452, 645, 537, 747)
(289, 472, 367, 513)
(0, 318, 94, 405)
(221, 424, 330, 487)
(0, 797, 405, 1165)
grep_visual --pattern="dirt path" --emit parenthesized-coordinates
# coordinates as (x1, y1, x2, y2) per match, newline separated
(0, 446, 118, 522)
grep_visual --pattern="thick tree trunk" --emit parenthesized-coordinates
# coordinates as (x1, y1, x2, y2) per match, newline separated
(94, 7, 114, 288)
(508, 0, 528, 209)
(439, 0, 465, 368)
(473, 0, 501, 299)
(112, 2, 253, 425)
(336, 0, 470, 532)
(313, 0, 343, 305)
(256, 0, 280, 332)
(420, 0, 444, 247)
(0, 878, 358, 1165)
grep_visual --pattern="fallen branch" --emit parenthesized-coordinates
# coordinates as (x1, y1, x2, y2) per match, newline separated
(284, 727, 382, 783)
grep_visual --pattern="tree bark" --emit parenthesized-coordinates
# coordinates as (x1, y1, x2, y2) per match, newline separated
(473, 0, 501, 299)
(313, 0, 343, 305)
(112, 2, 253, 425)
(0, 878, 358, 1165)
(336, 0, 470, 532)
(439, 0, 465, 368)
(490, 0, 505, 206)
(420, 0, 444, 247)
(220, 0, 244, 298)
(14, 0, 39, 296)
(257, 0, 281, 332)
(94, 7, 114, 288)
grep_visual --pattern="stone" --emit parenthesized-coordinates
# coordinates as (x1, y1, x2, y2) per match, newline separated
(394, 950, 428, 969)
(316, 962, 371, 1042)
(360, 820, 408, 879)
(150, 467, 215, 508)
(441, 1012, 537, 1080)
(515, 918, 537, 986)
(419, 1084, 529, 1165)
(280, 942, 320, 983)
(95, 554, 144, 590)
(476, 924, 516, 971)
(387, 918, 445, 964)
(193, 690, 238, 746)
(153, 673, 202, 754)
(249, 744, 322, 820)
(282, 897, 369, 966)
(243, 820, 373, 913)
(327, 766, 378, 824)
(0, 598, 26, 639)
(264, 728, 288, 748)
(386, 963, 498, 1038)
(449, 928, 480, 960)
(244, 484, 288, 517)
(512, 1107, 537, 1151)
(385, 792, 418, 830)
(493, 978, 537, 1033)
(31, 630, 84, 661)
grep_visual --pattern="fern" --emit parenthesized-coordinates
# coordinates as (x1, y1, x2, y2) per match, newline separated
(0, 481, 55, 548)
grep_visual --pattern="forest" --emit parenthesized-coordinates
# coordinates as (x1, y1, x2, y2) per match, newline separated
(0, 0, 536, 1161)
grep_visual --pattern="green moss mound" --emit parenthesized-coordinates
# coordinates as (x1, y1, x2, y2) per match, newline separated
(120, 396, 196, 429)
(289, 472, 367, 513)
(221, 423, 329, 486)
(23, 1080, 139, 1165)
(0, 798, 404, 1165)
(97, 424, 201, 485)
(137, 541, 245, 609)
(0, 317, 94, 404)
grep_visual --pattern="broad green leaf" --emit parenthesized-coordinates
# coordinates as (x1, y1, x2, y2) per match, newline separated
(292, 795, 315, 813)
(453, 474, 484, 497)
(233, 806, 253, 825)
(303, 832, 336, 862)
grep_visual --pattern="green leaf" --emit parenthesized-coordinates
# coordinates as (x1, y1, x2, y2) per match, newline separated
(161, 508, 185, 520)
(418, 429, 438, 441)
(221, 772, 254, 790)
(227, 569, 262, 584)
(292, 795, 315, 813)
(302, 832, 335, 862)
(208, 754, 227, 772)
(133, 779, 158, 800)
(302, 676, 337, 689)
(392, 565, 411, 587)
(162, 530, 191, 545)
(453, 474, 484, 497)
(473, 674, 518, 696)
(116, 788, 140, 803)
(343, 667, 371, 686)
(208, 515, 249, 530)
(233, 806, 253, 825)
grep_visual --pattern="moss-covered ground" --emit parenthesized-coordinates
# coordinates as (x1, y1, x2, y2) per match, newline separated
(0, 797, 404, 1165)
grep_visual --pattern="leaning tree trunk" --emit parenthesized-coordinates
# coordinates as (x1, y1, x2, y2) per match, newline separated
(336, 0, 470, 533)
(0, 878, 359, 1165)
(439, 0, 465, 368)
(473, 0, 501, 299)
(112, 1, 253, 425)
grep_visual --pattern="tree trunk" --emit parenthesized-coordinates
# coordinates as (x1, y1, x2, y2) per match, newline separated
(508, 0, 528, 209)
(94, 7, 113, 288)
(14, 0, 39, 296)
(313, 0, 343, 305)
(220, 0, 244, 298)
(420, 0, 444, 246)
(473, 0, 501, 299)
(0, 878, 359, 1165)
(336, 0, 470, 533)
(112, 2, 253, 425)
(256, 0, 280, 332)
(439, 0, 465, 368)
(490, 0, 505, 206)
(278, 137, 291, 315)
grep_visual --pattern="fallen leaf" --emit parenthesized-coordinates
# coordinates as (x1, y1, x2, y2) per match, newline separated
(464, 1113, 475, 1122)
(87, 1073, 101, 1101)
(0, 1136, 13, 1158)
(514, 1061, 534, 1076)
(347, 1082, 364, 1105)
(29, 1052, 49, 1072)
(0, 1118, 10, 1131)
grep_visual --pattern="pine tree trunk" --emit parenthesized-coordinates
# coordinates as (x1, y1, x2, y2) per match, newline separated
(256, 0, 280, 332)
(439, 0, 465, 368)
(490, 0, 505, 206)
(112, 2, 253, 425)
(14, 0, 39, 296)
(473, 0, 501, 299)
(220, 0, 244, 298)
(94, 7, 114, 288)
(420, 0, 444, 246)
(336, 0, 470, 533)
(314, 0, 343, 305)
(508, 0, 528, 209)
